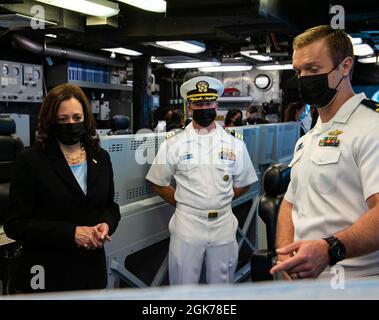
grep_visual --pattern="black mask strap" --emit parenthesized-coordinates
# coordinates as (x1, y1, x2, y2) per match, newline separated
(327, 62, 340, 75)
(328, 60, 345, 90)
(333, 73, 344, 90)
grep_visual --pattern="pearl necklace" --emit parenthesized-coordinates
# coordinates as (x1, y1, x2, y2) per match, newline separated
(64, 146, 86, 165)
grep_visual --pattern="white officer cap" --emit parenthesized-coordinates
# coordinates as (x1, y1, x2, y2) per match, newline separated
(180, 76, 224, 102)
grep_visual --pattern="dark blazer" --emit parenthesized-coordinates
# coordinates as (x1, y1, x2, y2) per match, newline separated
(4, 140, 120, 292)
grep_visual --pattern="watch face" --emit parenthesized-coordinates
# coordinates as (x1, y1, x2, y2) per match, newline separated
(331, 242, 345, 260)
(335, 247, 343, 258)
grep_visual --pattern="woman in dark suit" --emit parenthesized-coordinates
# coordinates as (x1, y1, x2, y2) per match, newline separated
(4, 83, 120, 293)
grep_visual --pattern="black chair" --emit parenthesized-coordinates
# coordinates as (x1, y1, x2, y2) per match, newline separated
(0, 117, 24, 294)
(108, 115, 131, 135)
(251, 163, 291, 281)
(0, 117, 24, 224)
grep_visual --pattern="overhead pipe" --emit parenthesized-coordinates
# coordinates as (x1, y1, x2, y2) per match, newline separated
(12, 33, 126, 68)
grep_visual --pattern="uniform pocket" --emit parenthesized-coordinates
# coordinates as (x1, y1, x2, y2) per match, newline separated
(216, 162, 235, 182)
(215, 161, 235, 173)
(310, 149, 341, 194)
(177, 162, 199, 171)
(175, 161, 200, 189)
(311, 149, 341, 165)
(212, 163, 235, 195)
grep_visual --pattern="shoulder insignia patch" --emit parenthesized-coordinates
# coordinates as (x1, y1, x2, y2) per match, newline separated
(165, 131, 176, 140)
(361, 99, 379, 113)
(225, 128, 243, 140)
(165, 128, 183, 140)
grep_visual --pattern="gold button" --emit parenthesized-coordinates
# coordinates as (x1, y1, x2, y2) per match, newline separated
(223, 175, 229, 181)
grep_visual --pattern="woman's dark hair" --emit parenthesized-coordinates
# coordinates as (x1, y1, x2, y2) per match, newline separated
(225, 108, 243, 126)
(153, 106, 173, 129)
(35, 83, 99, 151)
(166, 109, 184, 131)
(284, 101, 305, 122)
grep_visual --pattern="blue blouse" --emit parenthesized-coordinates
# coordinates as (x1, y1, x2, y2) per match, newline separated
(69, 161, 88, 195)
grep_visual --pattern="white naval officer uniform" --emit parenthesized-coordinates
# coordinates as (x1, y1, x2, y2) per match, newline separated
(146, 122, 257, 284)
(285, 93, 379, 280)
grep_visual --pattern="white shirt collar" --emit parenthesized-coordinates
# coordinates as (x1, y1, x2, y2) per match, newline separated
(313, 93, 367, 134)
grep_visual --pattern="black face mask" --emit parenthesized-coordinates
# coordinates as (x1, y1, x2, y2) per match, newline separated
(233, 118, 242, 126)
(247, 118, 256, 125)
(298, 63, 344, 109)
(54, 122, 86, 145)
(192, 108, 217, 127)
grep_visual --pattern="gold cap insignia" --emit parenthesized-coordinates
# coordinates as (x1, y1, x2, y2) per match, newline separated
(196, 81, 209, 93)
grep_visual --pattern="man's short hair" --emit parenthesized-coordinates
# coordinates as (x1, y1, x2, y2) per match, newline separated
(247, 105, 258, 114)
(293, 25, 354, 69)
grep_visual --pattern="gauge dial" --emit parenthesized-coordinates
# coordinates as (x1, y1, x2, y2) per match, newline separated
(33, 69, 41, 80)
(13, 66, 20, 76)
(2, 66, 9, 76)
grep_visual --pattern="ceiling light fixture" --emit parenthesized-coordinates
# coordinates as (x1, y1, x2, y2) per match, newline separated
(358, 56, 378, 64)
(151, 56, 163, 63)
(45, 33, 57, 38)
(156, 41, 206, 54)
(116, 0, 166, 13)
(353, 44, 374, 56)
(199, 64, 252, 72)
(256, 64, 293, 71)
(249, 55, 272, 62)
(348, 35, 363, 45)
(36, 0, 119, 17)
(165, 60, 221, 69)
(240, 50, 272, 62)
(102, 47, 142, 56)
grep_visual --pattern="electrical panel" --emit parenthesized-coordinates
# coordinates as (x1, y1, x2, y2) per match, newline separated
(100, 101, 110, 120)
(91, 100, 100, 114)
(0, 60, 43, 103)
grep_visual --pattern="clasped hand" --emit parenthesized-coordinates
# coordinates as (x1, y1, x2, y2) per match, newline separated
(74, 223, 111, 250)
